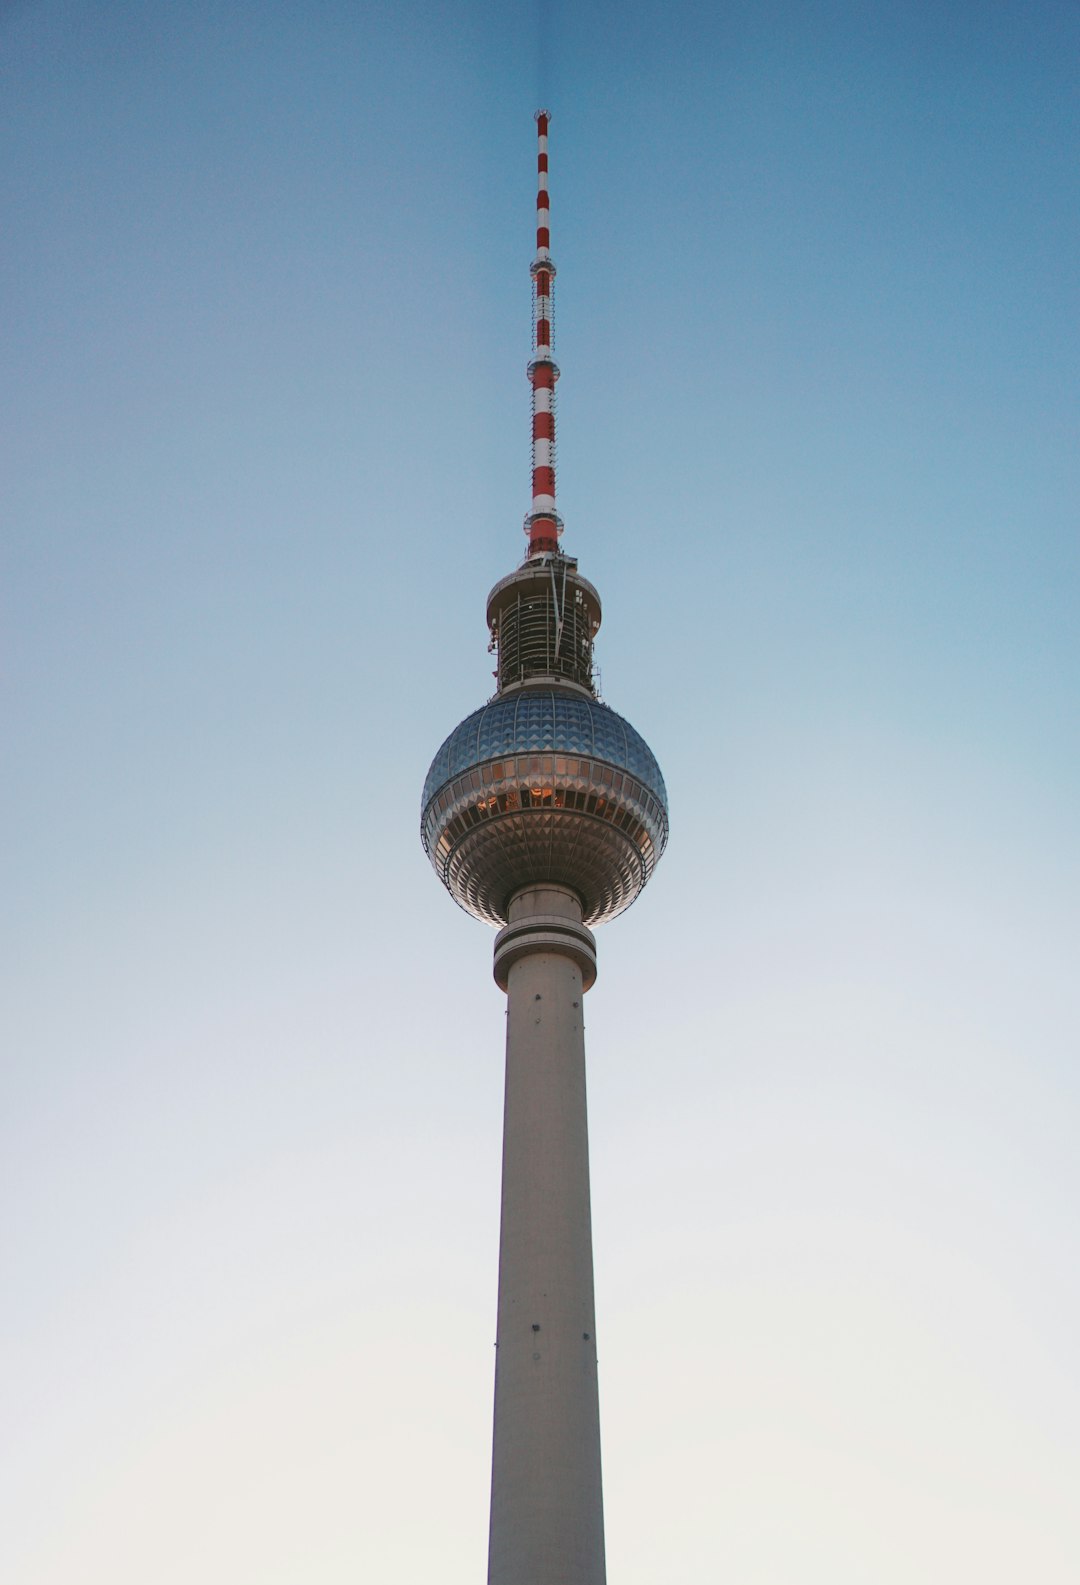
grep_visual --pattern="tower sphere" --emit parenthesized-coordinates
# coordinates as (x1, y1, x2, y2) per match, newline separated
(421, 687, 668, 927)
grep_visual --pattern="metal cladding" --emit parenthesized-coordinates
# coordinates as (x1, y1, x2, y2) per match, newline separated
(421, 691, 669, 927)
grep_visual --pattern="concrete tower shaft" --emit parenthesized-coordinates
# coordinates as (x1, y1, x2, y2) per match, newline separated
(488, 885, 605, 1585)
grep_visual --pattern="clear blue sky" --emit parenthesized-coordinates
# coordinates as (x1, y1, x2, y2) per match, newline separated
(3, 3, 1078, 1580)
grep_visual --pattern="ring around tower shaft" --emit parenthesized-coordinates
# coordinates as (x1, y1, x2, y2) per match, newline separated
(487, 884, 605, 1585)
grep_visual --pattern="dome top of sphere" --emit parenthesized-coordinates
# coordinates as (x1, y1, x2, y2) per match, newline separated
(421, 689, 668, 928)
(422, 690, 666, 811)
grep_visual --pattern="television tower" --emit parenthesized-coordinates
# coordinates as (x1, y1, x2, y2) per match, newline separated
(421, 112, 669, 1585)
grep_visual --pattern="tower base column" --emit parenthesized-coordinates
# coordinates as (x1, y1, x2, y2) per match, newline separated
(487, 885, 606, 1585)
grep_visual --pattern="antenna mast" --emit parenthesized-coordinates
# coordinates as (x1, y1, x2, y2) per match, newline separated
(525, 110, 562, 558)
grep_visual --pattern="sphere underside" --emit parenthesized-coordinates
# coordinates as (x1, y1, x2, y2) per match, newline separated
(421, 690, 668, 926)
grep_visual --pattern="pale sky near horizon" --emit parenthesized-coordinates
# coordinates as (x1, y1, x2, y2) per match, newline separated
(3, 2, 1078, 1581)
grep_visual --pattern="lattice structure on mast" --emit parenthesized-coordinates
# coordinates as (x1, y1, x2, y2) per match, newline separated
(487, 554, 600, 695)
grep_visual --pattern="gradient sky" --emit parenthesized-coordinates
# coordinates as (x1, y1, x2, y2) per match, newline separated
(3, 2, 1078, 1581)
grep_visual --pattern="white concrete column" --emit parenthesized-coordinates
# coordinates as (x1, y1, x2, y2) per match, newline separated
(487, 884, 605, 1585)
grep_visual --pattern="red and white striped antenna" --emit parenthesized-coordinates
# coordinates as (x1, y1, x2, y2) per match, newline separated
(525, 110, 562, 558)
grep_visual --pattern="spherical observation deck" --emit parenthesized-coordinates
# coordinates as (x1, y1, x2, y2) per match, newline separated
(421, 688, 668, 927)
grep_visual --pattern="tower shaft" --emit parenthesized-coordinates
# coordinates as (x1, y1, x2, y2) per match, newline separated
(488, 885, 606, 1585)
